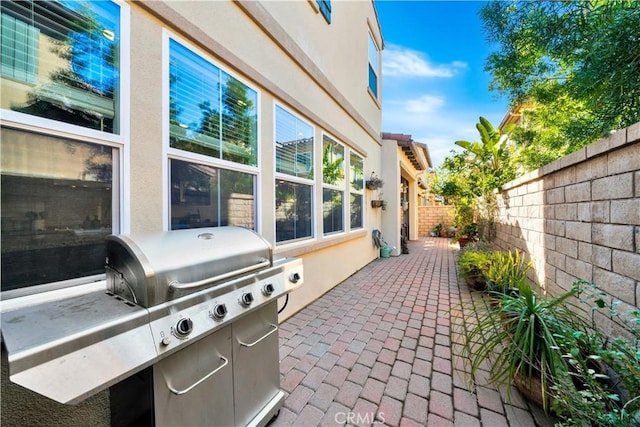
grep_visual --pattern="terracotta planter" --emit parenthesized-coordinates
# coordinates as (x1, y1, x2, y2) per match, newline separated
(513, 370, 548, 409)
(371, 200, 384, 208)
(457, 237, 470, 248)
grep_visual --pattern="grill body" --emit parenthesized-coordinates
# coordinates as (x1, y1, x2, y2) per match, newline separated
(2, 227, 303, 426)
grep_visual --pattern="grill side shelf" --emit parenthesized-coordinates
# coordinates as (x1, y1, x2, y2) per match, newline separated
(1, 291, 157, 404)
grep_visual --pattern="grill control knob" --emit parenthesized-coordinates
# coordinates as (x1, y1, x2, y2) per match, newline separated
(289, 272, 301, 283)
(174, 318, 193, 338)
(211, 303, 228, 320)
(262, 283, 275, 296)
(240, 292, 254, 307)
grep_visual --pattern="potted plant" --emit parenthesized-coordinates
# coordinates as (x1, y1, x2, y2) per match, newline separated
(569, 280, 640, 425)
(365, 172, 384, 190)
(458, 249, 494, 291)
(463, 283, 598, 413)
(433, 223, 444, 236)
(455, 223, 479, 248)
(483, 250, 532, 296)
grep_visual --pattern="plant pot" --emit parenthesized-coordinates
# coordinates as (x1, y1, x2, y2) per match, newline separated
(513, 370, 548, 409)
(457, 237, 470, 248)
(371, 200, 384, 208)
(465, 276, 487, 292)
(439, 230, 448, 238)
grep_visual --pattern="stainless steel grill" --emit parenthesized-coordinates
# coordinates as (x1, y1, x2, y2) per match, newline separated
(2, 226, 303, 426)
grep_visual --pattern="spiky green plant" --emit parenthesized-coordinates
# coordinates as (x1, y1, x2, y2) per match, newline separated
(483, 250, 533, 295)
(464, 284, 596, 413)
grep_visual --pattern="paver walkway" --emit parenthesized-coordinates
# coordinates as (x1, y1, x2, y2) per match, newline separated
(274, 237, 554, 427)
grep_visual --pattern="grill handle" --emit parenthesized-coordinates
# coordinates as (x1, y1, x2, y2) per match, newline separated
(168, 259, 270, 292)
(237, 323, 278, 348)
(165, 356, 229, 395)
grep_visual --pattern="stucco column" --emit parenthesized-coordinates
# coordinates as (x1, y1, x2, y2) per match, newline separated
(381, 141, 401, 255)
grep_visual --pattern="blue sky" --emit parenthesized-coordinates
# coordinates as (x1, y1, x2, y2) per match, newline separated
(375, 0, 510, 168)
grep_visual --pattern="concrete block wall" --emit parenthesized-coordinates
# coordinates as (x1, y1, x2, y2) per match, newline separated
(418, 205, 455, 236)
(493, 121, 640, 335)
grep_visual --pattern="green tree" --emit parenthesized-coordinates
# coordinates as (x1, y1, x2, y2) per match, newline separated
(481, 0, 640, 168)
(454, 116, 516, 196)
(434, 117, 516, 240)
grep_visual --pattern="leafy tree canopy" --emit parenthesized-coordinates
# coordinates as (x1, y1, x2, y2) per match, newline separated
(481, 0, 640, 169)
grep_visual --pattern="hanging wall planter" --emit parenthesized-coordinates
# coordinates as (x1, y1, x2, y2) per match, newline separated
(365, 172, 384, 190)
(371, 200, 384, 208)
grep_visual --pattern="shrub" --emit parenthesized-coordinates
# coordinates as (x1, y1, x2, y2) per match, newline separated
(483, 250, 532, 295)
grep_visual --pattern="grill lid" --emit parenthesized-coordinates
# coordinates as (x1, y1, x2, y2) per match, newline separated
(106, 227, 272, 307)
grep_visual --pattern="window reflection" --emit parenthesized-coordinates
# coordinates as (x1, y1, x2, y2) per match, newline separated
(275, 106, 314, 178)
(1, 127, 115, 291)
(350, 153, 363, 229)
(275, 181, 313, 243)
(323, 188, 343, 235)
(350, 194, 363, 230)
(0, 0, 121, 133)
(322, 135, 344, 186)
(169, 39, 258, 166)
(170, 159, 256, 230)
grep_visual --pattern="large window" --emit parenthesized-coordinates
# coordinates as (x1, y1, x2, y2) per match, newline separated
(1, 0, 122, 133)
(275, 106, 314, 243)
(167, 38, 259, 232)
(350, 152, 364, 229)
(322, 135, 344, 235)
(169, 39, 258, 166)
(170, 159, 255, 230)
(1, 127, 118, 292)
(368, 32, 379, 98)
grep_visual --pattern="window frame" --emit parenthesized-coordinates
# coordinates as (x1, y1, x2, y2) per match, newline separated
(0, 0, 129, 299)
(321, 133, 345, 237)
(0, 0, 130, 146)
(367, 31, 380, 99)
(273, 103, 315, 245)
(0, 121, 123, 299)
(163, 32, 261, 232)
(166, 35, 259, 169)
(349, 151, 365, 231)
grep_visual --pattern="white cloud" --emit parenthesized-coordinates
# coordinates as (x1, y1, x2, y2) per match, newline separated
(382, 94, 505, 168)
(383, 44, 467, 78)
(402, 95, 445, 113)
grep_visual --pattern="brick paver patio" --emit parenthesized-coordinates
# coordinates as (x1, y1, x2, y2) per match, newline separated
(274, 237, 553, 426)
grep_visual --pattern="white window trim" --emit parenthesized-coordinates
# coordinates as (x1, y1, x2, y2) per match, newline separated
(162, 30, 261, 232)
(367, 30, 380, 100)
(273, 103, 315, 182)
(0, 0, 130, 301)
(273, 102, 316, 246)
(321, 132, 346, 238)
(348, 151, 365, 231)
(0, 0, 131, 147)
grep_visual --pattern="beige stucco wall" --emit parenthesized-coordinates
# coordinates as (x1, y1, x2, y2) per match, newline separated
(379, 141, 428, 253)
